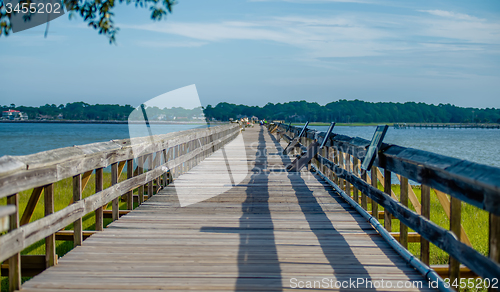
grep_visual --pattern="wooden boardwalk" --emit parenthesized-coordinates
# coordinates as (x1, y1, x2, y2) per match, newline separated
(21, 126, 434, 291)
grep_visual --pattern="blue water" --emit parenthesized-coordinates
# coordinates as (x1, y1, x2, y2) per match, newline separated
(312, 126, 500, 168)
(1, 123, 499, 169)
(0, 123, 206, 157)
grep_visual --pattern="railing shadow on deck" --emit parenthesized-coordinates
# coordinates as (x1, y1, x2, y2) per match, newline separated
(268, 129, 378, 291)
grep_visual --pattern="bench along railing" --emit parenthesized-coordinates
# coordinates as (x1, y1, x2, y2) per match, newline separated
(275, 123, 500, 291)
(0, 123, 240, 292)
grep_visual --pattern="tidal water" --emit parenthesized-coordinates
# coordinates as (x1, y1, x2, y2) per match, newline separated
(0, 123, 206, 157)
(312, 125, 500, 168)
(0, 123, 499, 169)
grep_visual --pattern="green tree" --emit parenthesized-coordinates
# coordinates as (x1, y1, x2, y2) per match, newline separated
(0, 0, 176, 43)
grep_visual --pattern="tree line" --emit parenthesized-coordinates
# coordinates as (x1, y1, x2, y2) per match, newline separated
(3, 100, 500, 123)
(2, 102, 134, 121)
(203, 100, 500, 124)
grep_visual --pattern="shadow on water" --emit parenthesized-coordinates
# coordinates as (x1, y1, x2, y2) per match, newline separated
(235, 127, 282, 291)
(267, 131, 376, 291)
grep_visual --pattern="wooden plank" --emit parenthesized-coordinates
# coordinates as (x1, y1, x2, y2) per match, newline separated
(44, 184, 56, 268)
(7, 193, 20, 292)
(490, 214, 500, 292)
(73, 174, 83, 247)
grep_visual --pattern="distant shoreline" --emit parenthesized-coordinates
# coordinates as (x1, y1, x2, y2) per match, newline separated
(0, 120, 213, 125)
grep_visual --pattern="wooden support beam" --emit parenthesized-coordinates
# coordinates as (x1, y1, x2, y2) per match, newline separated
(390, 232, 421, 243)
(7, 193, 20, 292)
(44, 184, 56, 268)
(73, 174, 82, 247)
(103, 210, 130, 219)
(1, 255, 46, 278)
(55, 230, 96, 241)
(432, 265, 478, 279)
(19, 187, 44, 226)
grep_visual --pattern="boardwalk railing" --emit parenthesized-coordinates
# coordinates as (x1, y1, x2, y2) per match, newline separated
(275, 123, 500, 290)
(0, 123, 240, 291)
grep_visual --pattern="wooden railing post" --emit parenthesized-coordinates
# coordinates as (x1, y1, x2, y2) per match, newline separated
(345, 154, 351, 197)
(421, 184, 430, 265)
(400, 176, 409, 248)
(127, 159, 134, 210)
(360, 169, 368, 210)
(490, 214, 500, 292)
(7, 193, 20, 292)
(95, 168, 104, 231)
(73, 174, 83, 246)
(449, 196, 461, 284)
(44, 183, 56, 267)
(163, 149, 168, 187)
(111, 163, 119, 221)
(353, 157, 359, 204)
(147, 154, 153, 198)
(384, 169, 392, 232)
(138, 156, 145, 204)
(371, 166, 378, 222)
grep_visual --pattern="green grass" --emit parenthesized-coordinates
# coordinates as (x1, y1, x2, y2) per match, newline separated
(343, 180, 489, 292)
(0, 172, 139, 291)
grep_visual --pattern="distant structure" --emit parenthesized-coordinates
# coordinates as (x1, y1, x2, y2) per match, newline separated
(2, 109, 28, 120)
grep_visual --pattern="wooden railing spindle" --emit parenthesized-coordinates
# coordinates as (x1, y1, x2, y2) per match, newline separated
(400, 176, 409, 248)
(44, 183, 56, 267)
(384, 169, 392, 232)
(111, 163, 119, 221)
(95, 168, 104, 231)
(449, 196, 461, 283)
(73, 174, 83, 246)
(421, 184, 430, 265)
(371, 166, 378, 222)
(7, 193, 20, 292)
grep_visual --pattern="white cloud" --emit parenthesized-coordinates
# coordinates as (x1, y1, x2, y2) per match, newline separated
(419, 10, 482, 21)
(136, 40, 208, 48)
(123, 8, 500, 60)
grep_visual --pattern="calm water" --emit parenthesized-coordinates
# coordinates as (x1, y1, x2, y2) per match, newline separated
(1, 124, 499, 169)
(312, 126, 500, 168)
(0, 123, 206, 157)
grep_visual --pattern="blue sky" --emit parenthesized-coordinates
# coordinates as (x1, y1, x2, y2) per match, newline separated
(1, 0, 500, 108)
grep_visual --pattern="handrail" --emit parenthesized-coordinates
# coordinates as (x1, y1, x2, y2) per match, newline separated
(275, 123, 500, 290)
(0, 123, 241, 291)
